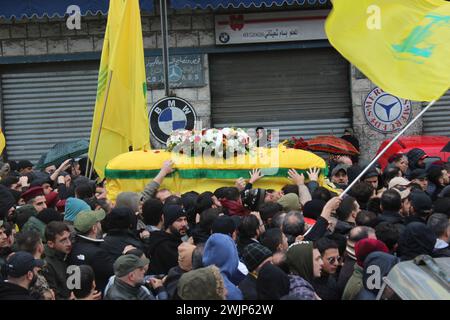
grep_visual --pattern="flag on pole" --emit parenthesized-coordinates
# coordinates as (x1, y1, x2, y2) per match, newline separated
(0, 130, 5, 154)
(325, 0, 450, 101)
(88, 0, 150, 179)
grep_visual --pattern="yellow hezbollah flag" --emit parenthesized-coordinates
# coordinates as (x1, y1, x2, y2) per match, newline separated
(88, 0, 150, 179)
(0, 130, 5, 154)
(326, 0, 450, 101)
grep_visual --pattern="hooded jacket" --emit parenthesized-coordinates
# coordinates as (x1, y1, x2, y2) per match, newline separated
(202, 233, 243, 300)
(286, 242, 315, 284)
(63, 197, 90, 222)
(356, 252, 399, 300)
(145, 230, 181, 275)
(288, 274, 318, 300)
(397, 222, 436, 261)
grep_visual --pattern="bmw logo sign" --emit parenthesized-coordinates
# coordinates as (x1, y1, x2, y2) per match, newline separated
(149, 97, 197, 144)
(363, 87, 412, 133)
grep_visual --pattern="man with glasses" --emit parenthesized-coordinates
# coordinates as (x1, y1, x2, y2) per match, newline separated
(42, 221, 72, 300)
(312, 237, 341, 300)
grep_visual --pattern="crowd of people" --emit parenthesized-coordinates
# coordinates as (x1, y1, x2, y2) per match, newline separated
(0, 145, 449, 300)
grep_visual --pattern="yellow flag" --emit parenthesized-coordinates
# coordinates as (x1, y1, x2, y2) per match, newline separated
(88, 0, 150, 179)
(326, 0, 450, 101)
(0, 130, 5, 154)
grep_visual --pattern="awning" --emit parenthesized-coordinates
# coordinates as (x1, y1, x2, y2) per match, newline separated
(170, 0, 330, 9)
(0, 0, 154, 20)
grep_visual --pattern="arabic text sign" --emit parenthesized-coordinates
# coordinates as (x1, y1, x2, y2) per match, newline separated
(215, 10, 329, 45)
(146, 54, 205, 89)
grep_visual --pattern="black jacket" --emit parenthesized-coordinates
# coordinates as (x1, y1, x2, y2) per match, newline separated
(376, 211, 405, 230)
(0, 282, 36, 300)
(164, 266, 186, 299)
(101, 229, 145, 263)
(68, 235, 115, 293)
(42, 245, 71, 300)
(312, 274, 340, 300)
(238, 273, 257, 300)
(334, 220, 355, 236)
(146, 231, 182, 275)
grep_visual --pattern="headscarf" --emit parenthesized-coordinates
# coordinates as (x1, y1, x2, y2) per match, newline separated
(286, 241, 314, 283)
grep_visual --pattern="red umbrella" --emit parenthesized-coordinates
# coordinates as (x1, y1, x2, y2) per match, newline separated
(306, 136, 360, 156)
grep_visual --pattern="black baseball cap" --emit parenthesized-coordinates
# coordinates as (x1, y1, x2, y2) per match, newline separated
(6, 251, 44, 277)
(410, 191, 432, 212)
(410, 169, 427, 180)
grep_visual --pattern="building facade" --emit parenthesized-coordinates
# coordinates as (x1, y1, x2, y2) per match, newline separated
(0, 0, 448, 164)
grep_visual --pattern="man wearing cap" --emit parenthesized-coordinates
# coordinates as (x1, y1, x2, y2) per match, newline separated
(330, 164, 350, 189)
(409, 169, 428, 191)
(361, 168, 379, 191)
(0, 251, 43, 300)
(104, 254, 153, 300)
(407, 148, 428, 171)
(405, 191, 433, 225)
(69, 209, 114, 294)
(21, 186, 47, 213)
(388, 177, 412, 217)
(146, 205, 188, 275)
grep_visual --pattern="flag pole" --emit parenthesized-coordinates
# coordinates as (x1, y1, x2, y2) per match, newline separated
(88, 70, 114, 180)
(339, 99, 437, 198)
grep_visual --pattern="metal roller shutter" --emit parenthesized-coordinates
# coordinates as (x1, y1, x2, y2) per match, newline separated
(210, 48, 352, 140)
(1, 68, 98, 163)
(422, 89, 450, 136)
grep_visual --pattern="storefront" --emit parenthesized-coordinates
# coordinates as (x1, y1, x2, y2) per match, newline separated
(1, 0, 342, 162)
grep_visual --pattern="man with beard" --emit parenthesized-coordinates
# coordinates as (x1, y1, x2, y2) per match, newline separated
(42, 222, 72, 300)
(330, 164, 350, 190)
(146, 205, 188, 275)
(104, 254, 160, 300)
(69, 209, 114, 294)
(0, 251, 43, 300)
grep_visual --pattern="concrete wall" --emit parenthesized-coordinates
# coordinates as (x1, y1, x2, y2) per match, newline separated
(350, 65, 423, 164)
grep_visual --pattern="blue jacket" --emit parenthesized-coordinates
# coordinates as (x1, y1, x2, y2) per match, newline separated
(203, 233, 243, 300)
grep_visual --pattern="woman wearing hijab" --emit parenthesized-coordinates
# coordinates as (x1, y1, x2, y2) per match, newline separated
(285, 241, 323, 300)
